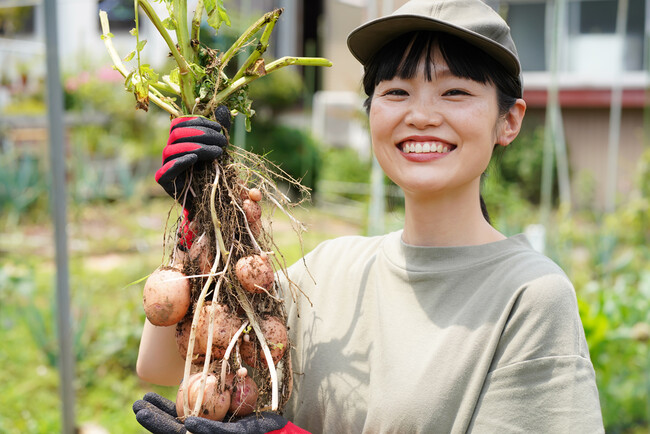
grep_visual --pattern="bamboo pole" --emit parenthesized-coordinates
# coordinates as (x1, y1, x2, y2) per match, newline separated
(605, 0, 629, 212)
(541, 0, 568, 226)
(367, 0, 386, 236)
(43, 0, 75, 432)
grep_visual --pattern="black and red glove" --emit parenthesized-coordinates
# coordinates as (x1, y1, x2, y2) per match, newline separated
(133, 392, 308, 434)
(155, 106, 231, 209)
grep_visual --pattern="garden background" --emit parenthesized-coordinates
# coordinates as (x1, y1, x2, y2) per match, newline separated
(1, 3, 650, 434)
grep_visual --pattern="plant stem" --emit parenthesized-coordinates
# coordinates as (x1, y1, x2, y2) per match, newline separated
(138, 0, 195, 111)
(234, 284, 280, 410)
(174, 0, 191, 62)
(213, 56, 332, 105)
(220, 321, 249, 392)
(161, 75, 181, 94)
(220, 9, 282, 70)
(231, 12, 280, 82)
(191, 0, 204, 48)
(151, 80, 180, 96)
(99, 11, 181, 116)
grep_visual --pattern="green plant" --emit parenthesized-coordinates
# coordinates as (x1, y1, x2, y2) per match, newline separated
(242, 121, 322, 192)
(491, 125, 559, 205)
(99, 1, 331, 124)
(248, 67, 304, 117)
(544, 150, 650, 432)
(0, 151, 47, 227)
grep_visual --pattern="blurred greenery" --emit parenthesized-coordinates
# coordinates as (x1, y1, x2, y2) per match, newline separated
(240, 120, 322, 193)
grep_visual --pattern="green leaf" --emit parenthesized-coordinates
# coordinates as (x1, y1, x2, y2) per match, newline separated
(205, 0, 230, 31)
(124, 71, 136, 91)
(123, 50, 136, 62)
(188, 63, 206, 81)
(162, 17, 177, 31)
(137, 39, 147, 52)
(218, 1, 231, 26)
(169, 68, 180, 86)
(129, 28, 138, 36)
(135, 80, 149, 99)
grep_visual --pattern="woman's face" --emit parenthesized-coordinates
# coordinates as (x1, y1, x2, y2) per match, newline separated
(369, 47, 516, 200)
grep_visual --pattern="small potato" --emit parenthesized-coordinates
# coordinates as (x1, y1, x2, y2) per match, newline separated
(176, 319, 204, 363)
(195, 302, 243, 360)
(189, 233, 213, 276)
(235, 255, 274, 294)
(143, 267, 191, 327)
(250, 219, 262, 238)
(176, 372, 231, 421)
(248, 188, 263, 202)
(242, 199, 262, 223)
(241, 316, 288, 367)
(229, 374, 258, 416)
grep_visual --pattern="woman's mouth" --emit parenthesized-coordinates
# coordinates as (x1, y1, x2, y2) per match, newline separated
(399, 140, 455, 154)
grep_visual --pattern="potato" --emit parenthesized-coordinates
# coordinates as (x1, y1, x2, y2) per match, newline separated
(143, 267, 191, 326)
(241, 316, 288, 367)
(189, 233, 213, 276)
(250, 219, 262, 238)
(229, 374, 259, 416)
(176, 319, 205, 363)
(176, 372, 231, 421)
(235, 254, 274, 294)
(248, 188, 263, 202)
(243, 199, 262, 223)
(195, 302, 243, 360)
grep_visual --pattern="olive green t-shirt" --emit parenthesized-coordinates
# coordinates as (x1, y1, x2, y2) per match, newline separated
(280, 231, 603, 433)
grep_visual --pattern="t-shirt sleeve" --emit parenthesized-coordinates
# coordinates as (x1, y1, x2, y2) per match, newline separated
(468, 356, 603, 433)
(468, 273, 604, 433)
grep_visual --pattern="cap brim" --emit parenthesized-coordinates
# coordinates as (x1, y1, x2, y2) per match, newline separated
(347, 14, 521, 77)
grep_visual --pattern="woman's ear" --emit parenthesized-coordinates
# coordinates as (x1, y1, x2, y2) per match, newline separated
(497, 98, 526, 147)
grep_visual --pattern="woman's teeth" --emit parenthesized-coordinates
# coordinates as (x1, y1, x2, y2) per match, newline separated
(401, 142, 452, 154)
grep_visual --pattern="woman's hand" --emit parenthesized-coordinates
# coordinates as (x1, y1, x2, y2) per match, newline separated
(133, 392, 185, 434)
(155, 106, 231, 208)
(133, 392, 309, 434)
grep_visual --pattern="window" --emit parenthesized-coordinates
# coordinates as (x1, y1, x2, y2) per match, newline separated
(98, 0, 140, 31)
(0, 6, 35, 37)
(504, 0, 646, 73)
(568, 0, 645, 71)
(505, 2, 547, 71)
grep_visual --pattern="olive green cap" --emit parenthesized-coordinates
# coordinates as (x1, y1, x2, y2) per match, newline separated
(347, 0, 521, 78)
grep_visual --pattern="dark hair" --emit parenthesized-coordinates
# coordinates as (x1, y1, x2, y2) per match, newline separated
(361, 31, 522, 223)
(362, 31, 521, 114)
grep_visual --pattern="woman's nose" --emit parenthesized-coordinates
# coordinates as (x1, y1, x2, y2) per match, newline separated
(405, 98, 443, 129)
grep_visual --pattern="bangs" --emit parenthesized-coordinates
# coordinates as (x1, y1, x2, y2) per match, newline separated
(362, 31, 521, 111)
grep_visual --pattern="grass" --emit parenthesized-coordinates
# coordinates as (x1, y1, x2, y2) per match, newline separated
(0, 196, 361, 432)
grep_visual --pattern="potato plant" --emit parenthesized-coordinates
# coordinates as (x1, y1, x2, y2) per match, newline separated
(99, 0, 330, 421)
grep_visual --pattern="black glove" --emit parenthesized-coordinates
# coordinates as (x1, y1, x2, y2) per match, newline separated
(184, 412, 298, 434)
(133, 392, 185, 434)
(133, 392, 306, 434)
(155, 106, 231, 208)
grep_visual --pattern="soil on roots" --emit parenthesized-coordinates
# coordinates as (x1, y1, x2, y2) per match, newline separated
(168, 146, 306, 413)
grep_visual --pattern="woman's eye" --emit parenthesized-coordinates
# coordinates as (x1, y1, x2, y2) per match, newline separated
(444, 89, 469, 96)
(383, 89, 408, 97)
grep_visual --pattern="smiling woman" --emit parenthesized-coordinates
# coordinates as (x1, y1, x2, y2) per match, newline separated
(364, 31, 526, 246)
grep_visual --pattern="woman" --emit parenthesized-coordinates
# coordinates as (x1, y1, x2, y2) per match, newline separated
(134, 0, 604, 432)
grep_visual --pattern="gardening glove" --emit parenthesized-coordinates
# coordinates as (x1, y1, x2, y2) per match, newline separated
(134, 392, 309, 434)
(177, 208, 196, 251)
(133, 392, 186, 434)
(184, 412, 309, 434)
(155, 105, 232, 209)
